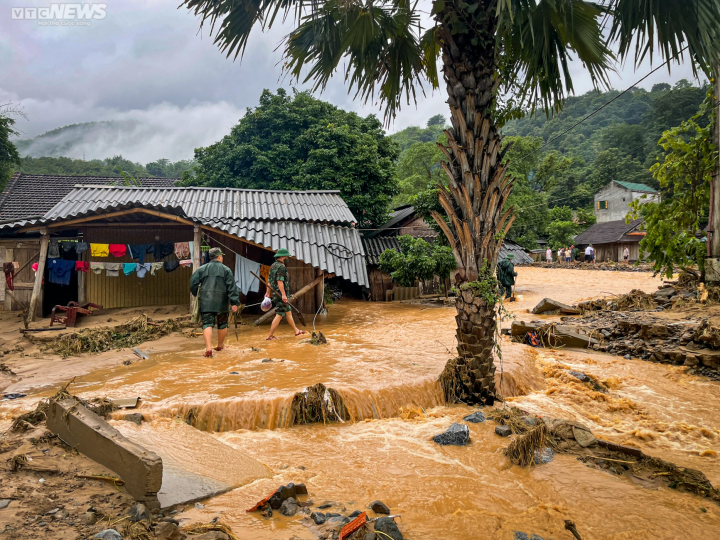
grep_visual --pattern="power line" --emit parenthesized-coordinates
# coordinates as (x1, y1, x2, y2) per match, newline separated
(515, 45, 689, 164)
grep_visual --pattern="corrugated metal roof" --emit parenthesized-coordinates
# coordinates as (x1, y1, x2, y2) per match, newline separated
(575, 219, 643, 245)
(498, 240, 533, 264)
(614, 181, 656, 193)
(45, 186, 357, 224)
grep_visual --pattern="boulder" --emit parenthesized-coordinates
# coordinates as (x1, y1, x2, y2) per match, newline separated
(463, 411, 486, 423)
(533, 447, 554, 465)
(532, 298, 580, 315)
(311, 512, 326, 525)
(348, 510, 362, 519)
(268, 483, 308, 509)
(568, 371, 590, 383)
(93, 531, 122, 540)
(369, 501, 391, 515)
(124, 413, 144, 425)
(128, 503, 150, 522)
(280, 497, 299, 517)
(432, 423, 470, 446)
(495, 425, 512, 437)
(374, 517, 404, 540)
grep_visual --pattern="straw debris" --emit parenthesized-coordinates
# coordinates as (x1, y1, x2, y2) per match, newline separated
(289, 383, 349, 425)
(181, 522, 239, 540)
(505, 423, 549, 467)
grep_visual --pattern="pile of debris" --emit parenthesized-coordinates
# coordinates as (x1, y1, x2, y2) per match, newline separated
(518, 261, 656, 272)
(289, 383, 350, 425)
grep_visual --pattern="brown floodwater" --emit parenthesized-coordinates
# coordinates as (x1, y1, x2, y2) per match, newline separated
(5, 268, 719, 539)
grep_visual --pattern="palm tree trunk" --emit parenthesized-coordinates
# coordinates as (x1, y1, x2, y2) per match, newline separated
(434, 9, 514, 406)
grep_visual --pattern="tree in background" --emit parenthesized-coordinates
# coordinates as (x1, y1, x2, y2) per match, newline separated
(629, 94, 715, 280)
(378, 235, 456, 292)
(0, 104, 22, 190)
(394, 141, 446, 207)
(184, 0, 720, 406)
(391, 115, 447, 151)
(184, 89, 399, 227)
(16, 155, 194, 178)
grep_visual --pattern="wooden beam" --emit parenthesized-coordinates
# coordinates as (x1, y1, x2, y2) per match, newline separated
(254, 272, 325, 326)
(22, 208, 195, 232)
(190, 224, 201, 312)
(200, 225, 274, 254)
(27, 230, 48, 324)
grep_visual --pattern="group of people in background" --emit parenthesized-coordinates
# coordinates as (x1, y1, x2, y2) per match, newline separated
(545, 245, 596, 264)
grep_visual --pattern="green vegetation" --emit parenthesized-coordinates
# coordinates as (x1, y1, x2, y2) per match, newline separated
(378, 235, 456, 288)
(183, 89, 399, 227)
(629, 93, 715, 280)
(0, 105, 22, 190)
(15, 155, 194, 178)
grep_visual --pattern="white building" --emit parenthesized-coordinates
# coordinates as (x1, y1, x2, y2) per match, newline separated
(593, 181, 658, 223)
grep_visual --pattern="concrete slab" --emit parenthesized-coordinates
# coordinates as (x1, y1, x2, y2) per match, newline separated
(47, 398, 162, 508)
(112, 419, 271, 508)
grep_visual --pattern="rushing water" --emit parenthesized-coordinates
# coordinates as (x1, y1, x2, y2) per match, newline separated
(6, 268, 719, 538)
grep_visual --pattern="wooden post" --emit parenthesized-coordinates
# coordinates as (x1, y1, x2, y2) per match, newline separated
(190, 225, 201, 311)
(254, 272, 325, 326)
(77, 248, 87, 305)
(315, 267, 324, 311)
(3, 247, 12, 311)
(27, 230, 49, 324)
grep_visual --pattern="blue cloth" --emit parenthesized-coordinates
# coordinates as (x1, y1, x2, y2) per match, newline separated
(123, 263, 137, 276)
(127, 244, 152, 264)
(137, 263, 151, 278)
(153, 242, 174, 261)
(234, 254, 261, 294)
(48, 259, 75, 286)
(75, 241, 90, 254)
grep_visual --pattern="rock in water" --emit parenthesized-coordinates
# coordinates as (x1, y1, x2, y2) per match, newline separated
(463, 411, 486, 423)
(93, 530, 122, 540)
(432, 423, 470, 446)
(568, 371, 590, 383)
(348, 510, 362, 519)
(495, 425, 512, 437)
(311, 512, 326, 525)
(364, 534, 377, 540)
(533, 447, 554, 465)
(514, 533, 545, 540)
(280, 497, 299, 517)
(374, 517, 404, 540)
(369, 500, 391, 514)
(128, 503, 150, 522)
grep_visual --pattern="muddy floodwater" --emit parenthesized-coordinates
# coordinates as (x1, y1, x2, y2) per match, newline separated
(8, 268, 720, 539)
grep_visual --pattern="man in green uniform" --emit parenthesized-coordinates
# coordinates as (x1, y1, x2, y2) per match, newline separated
(496, 253, 518, 298)
(265, 248, 306, 340)
(190, 247, 240, 357)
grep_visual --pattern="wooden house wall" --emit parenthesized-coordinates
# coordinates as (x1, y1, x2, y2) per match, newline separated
(0, 239, 42, 314)
(80, 225, 193, 310)
(368, 267, 393, 301)
(592, 242, 641, 262)
(399, 216, 436, 238)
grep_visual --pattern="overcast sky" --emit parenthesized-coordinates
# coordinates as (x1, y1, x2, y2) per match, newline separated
(0, 0, 701, 162)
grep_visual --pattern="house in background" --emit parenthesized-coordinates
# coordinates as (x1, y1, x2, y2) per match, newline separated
(594, 181, 658, 223)
(574, 218, 645, 262)
(362, 205, 532, 301)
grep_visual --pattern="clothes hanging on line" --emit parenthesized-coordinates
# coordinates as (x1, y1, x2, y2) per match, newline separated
(150, 262, 164, 276)
(153, 242, 174, 261)
(127, 244, 152, 264)
(179, 259, 193, 268)
(174, 242, 190, 260)
(75, 261, 89, 273)
(3, 262, 15, 291)
(76, 241, 90, 255)
(105, 263, 122, 277)
(48, 239, 61, 259)
(48, 259, 75, 286)
(91, 244, 109, 257)
(137, 263, 151, 278)
(234, 254, 261, 294)
(90, 262, 104, 274)
(61, 241, 76, 254)
(109, 244, 127, 257)
(123, 263, 137, 276)
(164, 259, 179, 272)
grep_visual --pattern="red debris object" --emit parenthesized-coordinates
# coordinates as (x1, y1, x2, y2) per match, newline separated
(50, 302, 102, 327)
(338, 512, 367, 540)
(246, 490, 275, 513)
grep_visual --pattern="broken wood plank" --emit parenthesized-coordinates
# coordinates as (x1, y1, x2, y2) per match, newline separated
(254, 272, 325, 326)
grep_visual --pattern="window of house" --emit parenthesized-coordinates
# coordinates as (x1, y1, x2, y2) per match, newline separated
(597, 201, 608, 210)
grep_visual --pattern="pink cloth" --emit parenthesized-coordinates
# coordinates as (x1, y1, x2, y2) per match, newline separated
(75, 261, 90, 273)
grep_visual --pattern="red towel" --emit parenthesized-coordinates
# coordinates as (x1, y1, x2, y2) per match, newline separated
(3, 262, 15, 291)
(75, 261, 90, 273)
(109, 244, 127, 257)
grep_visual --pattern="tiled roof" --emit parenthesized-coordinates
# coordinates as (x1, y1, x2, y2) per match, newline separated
(0, 173, 177, 221)
(574, 218, 644, 245)
(614, 181, 656, 193)
(362, 236, 532, 266)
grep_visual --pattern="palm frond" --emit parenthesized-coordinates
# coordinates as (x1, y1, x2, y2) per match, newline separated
(607, 0, 720, 77)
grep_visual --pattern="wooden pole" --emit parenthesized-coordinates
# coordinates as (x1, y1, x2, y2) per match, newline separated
(27, 230, 49, 324)
(254, 272, 325, 326)
(190, 225, 201, 311)
(315, 267, 324, 311)
(77, 248, 86, 305)
(4, 247, 13, 311)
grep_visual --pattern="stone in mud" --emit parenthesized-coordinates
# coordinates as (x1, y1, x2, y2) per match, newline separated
(369, 500, 391, 514)
(311, 512, 326, 525)
(268, 483, 308, 509)
(432, 423, 470, 446)
(261, 358, 274, 363)
(83, 512, 98, 526)
(154, 521, 187, 540)
(317, 503, 333, 510)
(514, 533, 545, 540)
(463, 411, 486, 423)
(280, 497, 299, 517)
(93, 530, 123, 540)
(521, 416, 537, 427)
(128, 503, 150, 522)
(495, 425, 512, 437)
(374, 517, 404, 540)
(533, 447, 555, 465)
(348, 510, 363, 519)
(568, 371, 590, 383)
(0, 500, 11, 509)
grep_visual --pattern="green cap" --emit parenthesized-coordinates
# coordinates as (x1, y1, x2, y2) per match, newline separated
(275, 248, 291, 258)
(506, 253, 515, 260)
(208, 247, 224, 259)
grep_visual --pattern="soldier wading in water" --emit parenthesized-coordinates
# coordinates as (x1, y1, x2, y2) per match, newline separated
(265, 248, 306, 340)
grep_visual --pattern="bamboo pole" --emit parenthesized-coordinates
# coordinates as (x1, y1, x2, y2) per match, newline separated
(27, 230, 49, 324)
(254, 271, 325, 326)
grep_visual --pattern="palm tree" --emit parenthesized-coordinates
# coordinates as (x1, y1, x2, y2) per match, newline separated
(182, 0, 720, 405)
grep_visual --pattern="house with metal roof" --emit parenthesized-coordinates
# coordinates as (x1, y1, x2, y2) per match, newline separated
(594, 180, 658, 223)
(574, 218, 645, 262)
(0, 174, 367, 320)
